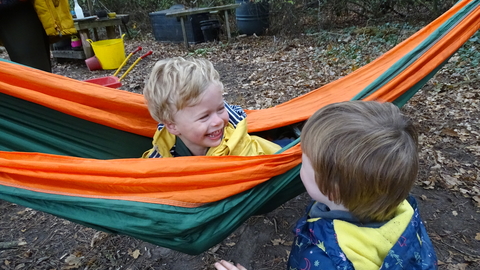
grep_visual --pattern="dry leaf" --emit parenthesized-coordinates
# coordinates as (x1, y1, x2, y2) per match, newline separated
(225, 242, 236, 247)
(475, 233, 480, 241)
(473, 196, 480, 207)
(90, 231, 109, 247)
(271, 238, 285, 246)
(64, 254, 82, 268)
(128, 249, 141, 259)
(436, 151, 445, 164)
(446, 263, 468, 270)
(283, 241, 293, 246)
(466, 145, 480, 153)
(442, 174, 462, 188)
(132, 249, 140, 259)
(442, 128, 459, 137)
(209, 244, 220, 253)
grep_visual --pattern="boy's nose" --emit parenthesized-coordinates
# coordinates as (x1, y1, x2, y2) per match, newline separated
(211, 113, 224, 126)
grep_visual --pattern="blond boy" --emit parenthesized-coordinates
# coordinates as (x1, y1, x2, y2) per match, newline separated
(142, 57, 280, 158)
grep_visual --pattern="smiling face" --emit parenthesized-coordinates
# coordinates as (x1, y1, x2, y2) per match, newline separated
(165, 83, 229, 156)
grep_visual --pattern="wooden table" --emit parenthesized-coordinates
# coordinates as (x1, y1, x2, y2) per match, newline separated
(165, 4, 240, 48)
(52, 17, 124, 60)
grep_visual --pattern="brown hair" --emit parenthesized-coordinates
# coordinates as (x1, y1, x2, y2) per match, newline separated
(301, 101, 418, 222)
(143, 57, 223, 123)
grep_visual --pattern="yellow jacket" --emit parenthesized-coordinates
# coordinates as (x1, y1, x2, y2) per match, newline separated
(34, 0, 76, 36)
(142, 119, 282, 158)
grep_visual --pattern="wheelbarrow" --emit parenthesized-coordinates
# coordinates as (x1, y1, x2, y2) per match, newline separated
(84, 47, 153, 88)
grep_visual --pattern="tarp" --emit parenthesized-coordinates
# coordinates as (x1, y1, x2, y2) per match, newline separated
(1, 0, 479, 254)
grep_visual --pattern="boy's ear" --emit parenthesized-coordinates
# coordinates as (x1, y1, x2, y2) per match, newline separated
(165, 122, 181, 135)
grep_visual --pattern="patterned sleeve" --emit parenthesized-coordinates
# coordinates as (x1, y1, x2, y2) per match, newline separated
(224, 101, 246, 128)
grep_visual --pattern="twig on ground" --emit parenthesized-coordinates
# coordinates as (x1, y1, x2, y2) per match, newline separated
(0, 240, 27, 249)
(273, 218, 278, 234)
(434, 239, 480, 259)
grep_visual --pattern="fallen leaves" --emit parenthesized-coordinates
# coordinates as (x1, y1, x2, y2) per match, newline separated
(446, 263, 469, 270)
(473, 196, 480, 207)
(0, 21, 478, 270)
(64, 254, 83, 269)
(90, 231, 109, 247)
(128, 249, 141, 259)
(270, 238, 292, 246)
(443, 174, 463, 189)
(271, 238, 284, 246)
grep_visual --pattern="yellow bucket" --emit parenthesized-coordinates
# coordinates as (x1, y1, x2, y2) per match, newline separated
(87, 34, 126, 70)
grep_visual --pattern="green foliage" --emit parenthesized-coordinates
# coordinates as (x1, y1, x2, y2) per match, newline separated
(311, 22, 421, 73)
(188, 48, 213, 56)
(456, 31, 480, 68)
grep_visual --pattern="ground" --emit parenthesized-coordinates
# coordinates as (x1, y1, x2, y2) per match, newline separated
(1, 25, 479, 270)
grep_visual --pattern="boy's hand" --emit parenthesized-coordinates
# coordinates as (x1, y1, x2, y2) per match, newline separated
(214, 260, 247, 270)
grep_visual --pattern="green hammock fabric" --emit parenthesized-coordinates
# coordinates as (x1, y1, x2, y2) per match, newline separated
(1, 0, 479, 255)
(0, 92, 151, 158)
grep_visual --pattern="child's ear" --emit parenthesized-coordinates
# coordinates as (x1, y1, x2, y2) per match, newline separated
(165, 122, 181, 135)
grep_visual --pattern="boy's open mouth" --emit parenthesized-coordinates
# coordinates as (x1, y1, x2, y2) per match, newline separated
(207, 129, 223, 140)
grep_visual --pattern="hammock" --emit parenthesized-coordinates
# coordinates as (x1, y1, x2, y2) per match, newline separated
(1, 0, 479, 255)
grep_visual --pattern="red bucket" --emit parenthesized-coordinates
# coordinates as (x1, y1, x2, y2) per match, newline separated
(85, 56, 102, 71)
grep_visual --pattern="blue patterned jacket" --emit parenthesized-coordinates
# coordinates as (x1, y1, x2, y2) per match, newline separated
(287, 196, 438, 270)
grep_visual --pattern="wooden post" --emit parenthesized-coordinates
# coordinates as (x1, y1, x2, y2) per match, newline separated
(224, 10, 231, 41)
(86, 0, 94, 17)
(106, 26, 116, 39)
(180, 16, 189, 48)
(78, 30, 94, 58)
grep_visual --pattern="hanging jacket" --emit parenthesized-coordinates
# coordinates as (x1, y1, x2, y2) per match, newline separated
(288, 196, 438, 270)
(34, 0, 76, 36)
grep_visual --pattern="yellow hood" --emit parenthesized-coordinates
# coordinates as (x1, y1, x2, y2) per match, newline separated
(143, 119, 282, 158)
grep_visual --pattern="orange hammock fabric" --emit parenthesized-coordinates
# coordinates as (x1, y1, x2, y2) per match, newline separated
(2, 0, 479, 138)
(1, 0, 480, 207)
(1, 0, 480, 255)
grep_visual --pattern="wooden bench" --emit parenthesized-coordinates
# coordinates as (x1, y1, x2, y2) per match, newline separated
(165, 4, 240, 48)
(52, 16, 125, 60)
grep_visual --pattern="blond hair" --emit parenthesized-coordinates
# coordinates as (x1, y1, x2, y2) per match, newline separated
(301, 101, 418, 222)
(143, 57, 223, 123)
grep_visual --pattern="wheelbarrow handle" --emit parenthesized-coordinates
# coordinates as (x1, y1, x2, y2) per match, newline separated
(118, 51, 153, 81)
(132, 46, 142, 54)
(113, 47, 143, 77)
(140, 51, 153, 59)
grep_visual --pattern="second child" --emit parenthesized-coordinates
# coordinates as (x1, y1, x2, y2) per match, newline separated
(215, 101, 438, 270)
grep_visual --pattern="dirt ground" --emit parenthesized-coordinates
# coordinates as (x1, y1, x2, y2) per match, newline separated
(1, 28, 480, 270)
